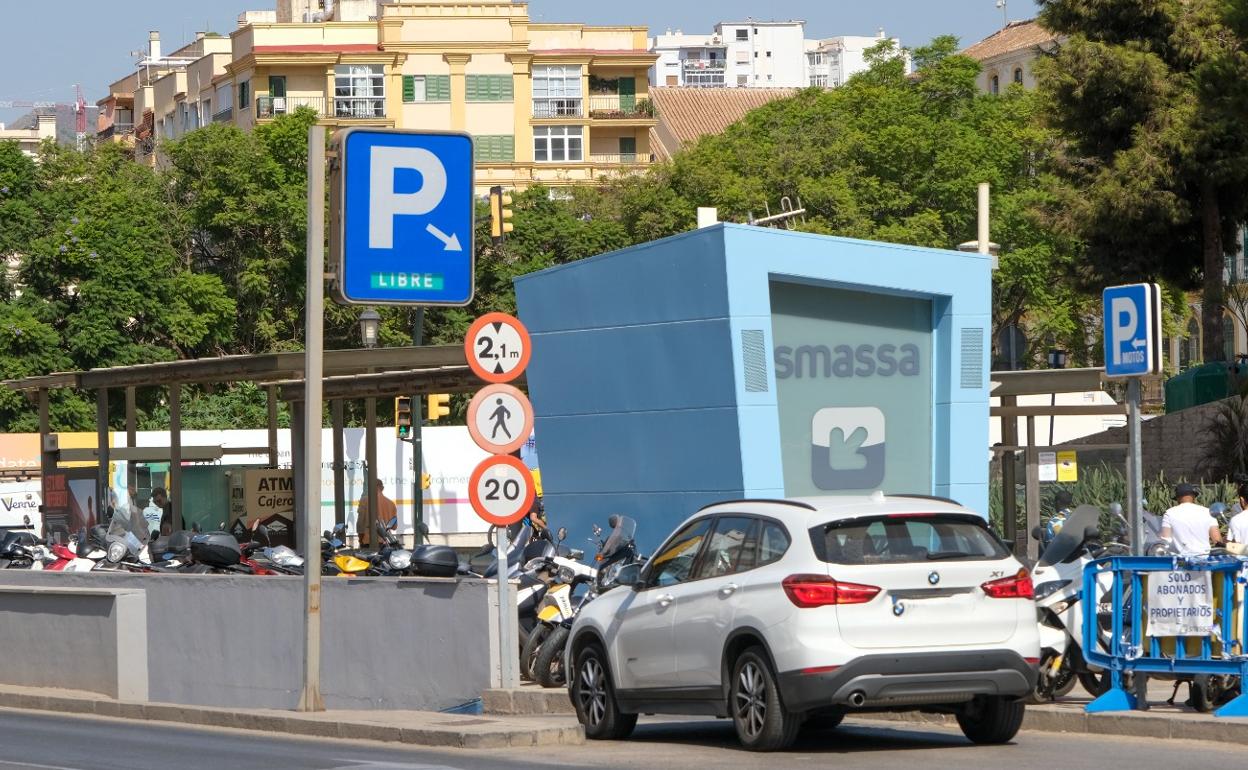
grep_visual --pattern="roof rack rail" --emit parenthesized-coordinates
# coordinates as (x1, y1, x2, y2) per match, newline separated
(696, 498, 817, 512)
(889, 493, 962, 506)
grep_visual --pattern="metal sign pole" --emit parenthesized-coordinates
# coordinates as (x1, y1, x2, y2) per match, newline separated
(496, 525, 517, 688)
(298, 124, 326, 712)
(1127, 377, 1143, 556)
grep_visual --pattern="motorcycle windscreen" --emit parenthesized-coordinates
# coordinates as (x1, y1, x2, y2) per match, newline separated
(1038, 505, 1102, 567)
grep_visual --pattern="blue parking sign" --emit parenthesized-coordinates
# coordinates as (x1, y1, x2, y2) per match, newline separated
(332, 129, 475, 306)
(1102, 283, 1161, 378)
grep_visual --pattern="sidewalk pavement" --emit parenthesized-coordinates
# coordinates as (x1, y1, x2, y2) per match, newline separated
(483, 681, 1248, 741)
(0, 685, 583, 749)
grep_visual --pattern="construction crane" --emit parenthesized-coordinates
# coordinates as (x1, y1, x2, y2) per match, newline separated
(0, 86, 89, 149)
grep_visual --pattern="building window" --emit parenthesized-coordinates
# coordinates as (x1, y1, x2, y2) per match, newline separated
(238, 80, 250, 109)
(737, 75, 749, 86)
(532, 65, 582, 117)
(810, 74, 828, 87)
(990, 74, 999, 95)
(403, 74, 451, 103)
(736, 29, 749, 41)
(808, 52, 826, 66)
(474, 134, 515, 163)
(335, 64, 385, 117)
(766, 51, 772, 57)
(1182, 316, 1201, 369)
(466, 74, 514, 102)
(534, 125, 583, 162)
(1226, 314, 1237, 361)
(736, 50, 750, 63)
(1013, 67, 1024, 84)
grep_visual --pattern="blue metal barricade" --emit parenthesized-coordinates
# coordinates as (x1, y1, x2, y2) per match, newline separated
(1082, 554, 1248, 717)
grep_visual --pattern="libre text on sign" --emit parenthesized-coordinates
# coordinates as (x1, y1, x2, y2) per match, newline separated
(331, 128, 475, 306)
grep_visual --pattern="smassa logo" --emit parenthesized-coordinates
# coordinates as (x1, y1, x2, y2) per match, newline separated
(775, 342, 920, 379)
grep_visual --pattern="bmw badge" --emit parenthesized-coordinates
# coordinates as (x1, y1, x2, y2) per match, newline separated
(928, 571, 941, 586)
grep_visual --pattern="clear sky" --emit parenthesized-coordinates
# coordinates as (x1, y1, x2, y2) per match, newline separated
(0, 0, 1040, 125)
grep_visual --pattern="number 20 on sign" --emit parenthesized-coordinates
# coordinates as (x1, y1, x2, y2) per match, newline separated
(468, 454, 535, 527)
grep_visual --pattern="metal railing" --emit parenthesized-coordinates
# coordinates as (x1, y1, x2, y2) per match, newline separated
(97, 123, 135, 140)
(587, 95, 655, 119)
(333, 96, 386, 119)
(683, 59, 726, 71)
(589, 153, 652, 165)
(211, 106, 233, 124)
(256, 95, 328, 119)
(532, 97, 583, 118)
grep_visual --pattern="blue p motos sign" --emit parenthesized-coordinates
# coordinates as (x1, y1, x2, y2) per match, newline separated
(332, 128, 475, 306)
(1102, 283, 1162, 378)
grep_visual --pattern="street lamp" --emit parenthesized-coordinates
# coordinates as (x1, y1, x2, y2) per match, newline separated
(358, 308, 380, 349)
(1047, 348, 1067, 446)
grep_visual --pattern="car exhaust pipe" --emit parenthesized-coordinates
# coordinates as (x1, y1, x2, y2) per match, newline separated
(848, 691, 867, 708)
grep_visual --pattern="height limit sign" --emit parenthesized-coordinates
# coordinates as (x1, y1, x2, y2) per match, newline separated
(465, 311, 535, 527)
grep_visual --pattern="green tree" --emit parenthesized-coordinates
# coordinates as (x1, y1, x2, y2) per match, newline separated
(1037, 0, 1248, 361)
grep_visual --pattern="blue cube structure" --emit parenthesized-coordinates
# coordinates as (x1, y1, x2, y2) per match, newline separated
(514, 224, 991, 549)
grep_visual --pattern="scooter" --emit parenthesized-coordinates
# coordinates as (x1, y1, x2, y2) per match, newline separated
(531, 515, 641, 688)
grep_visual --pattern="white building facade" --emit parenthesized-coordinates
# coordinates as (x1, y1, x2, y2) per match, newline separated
(652, 21, 900, 89)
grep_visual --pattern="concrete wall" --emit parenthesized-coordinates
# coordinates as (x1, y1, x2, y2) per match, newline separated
(1065, 398, 1226, 480)
(0, 572, 493, 711)
(0, 586, 146, 700)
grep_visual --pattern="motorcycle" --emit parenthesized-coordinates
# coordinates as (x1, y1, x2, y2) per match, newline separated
(532, 515, 640, 688)
(0, 515, 41, 569)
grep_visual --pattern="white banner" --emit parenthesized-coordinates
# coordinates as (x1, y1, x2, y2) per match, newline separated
(1146, 571, 1215, 637)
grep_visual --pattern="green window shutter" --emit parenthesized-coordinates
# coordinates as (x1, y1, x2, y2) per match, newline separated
(466, 75, 513, 102)
(430, 75, 451, 102)
(402, 75, 415, 103)
(500, 76, 514, 101)
(466, 75, 479, 102)
(473, 135, 515, 162)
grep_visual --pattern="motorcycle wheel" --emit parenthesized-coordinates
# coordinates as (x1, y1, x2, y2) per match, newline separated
(1191, 675, 1231, 713)
(521, 624, 551, 682)
(1030, 651, 1077, 703)
(535, 625, 570, 688)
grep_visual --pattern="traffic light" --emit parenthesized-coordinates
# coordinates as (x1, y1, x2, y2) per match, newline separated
(489, 185, 513, 246)
(421, 473, 431, 490)
(427, 393, 451, 422)
(395, 396, 413, 440)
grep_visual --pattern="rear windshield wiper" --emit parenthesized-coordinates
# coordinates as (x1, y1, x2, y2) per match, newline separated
(926, 551, 972, 560)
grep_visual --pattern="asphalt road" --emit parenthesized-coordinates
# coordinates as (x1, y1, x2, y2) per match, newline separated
(0, 708, 1234, 770)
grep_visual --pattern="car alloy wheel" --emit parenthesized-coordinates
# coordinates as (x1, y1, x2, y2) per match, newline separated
(734, 659, 768, 740)
(578, 656, 608, 728)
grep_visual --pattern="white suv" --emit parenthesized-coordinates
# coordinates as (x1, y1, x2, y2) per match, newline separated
(567, 494, 1039, 751)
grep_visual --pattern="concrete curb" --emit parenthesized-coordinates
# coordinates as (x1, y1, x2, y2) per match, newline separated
(0, 688, 584, 749)
(482, 686, 1248, 741)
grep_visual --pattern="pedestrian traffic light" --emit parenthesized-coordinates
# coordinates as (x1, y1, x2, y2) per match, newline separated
(489, 185, 513, 246)
(395, 396, 413, 440)
(421, 473, 431, 490)
(427, 393, 451, 422)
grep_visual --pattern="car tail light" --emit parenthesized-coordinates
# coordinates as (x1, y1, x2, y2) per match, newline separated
(782, 574, 881, 607)
(981, 568, 1034, 599)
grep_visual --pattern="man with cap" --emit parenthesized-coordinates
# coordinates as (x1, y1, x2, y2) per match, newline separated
(1161, 483, 1222, 556)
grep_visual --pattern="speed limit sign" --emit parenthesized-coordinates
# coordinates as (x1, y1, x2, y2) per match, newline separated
(468, 454, 536, 527)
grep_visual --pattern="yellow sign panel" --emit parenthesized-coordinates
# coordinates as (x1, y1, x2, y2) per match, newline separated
(1057, 451, 1078, 483)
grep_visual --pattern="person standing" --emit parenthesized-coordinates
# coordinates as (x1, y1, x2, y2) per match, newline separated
(1228, 483, 1248, 545)
(356, 480, 397, 548)
(152, 487, 174, 535)
(1161, 483, 1222, 556)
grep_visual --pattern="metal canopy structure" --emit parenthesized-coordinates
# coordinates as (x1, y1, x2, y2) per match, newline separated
(987, 366, 1162, 561)
(4, 344, 482, 538)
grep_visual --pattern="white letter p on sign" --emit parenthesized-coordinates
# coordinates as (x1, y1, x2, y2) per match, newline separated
(1110, 296, 1137, 366)
(369, 146, 447, 249)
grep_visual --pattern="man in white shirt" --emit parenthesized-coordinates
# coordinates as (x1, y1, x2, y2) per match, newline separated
(1228, 484, 1248, 545)
(1161, 483, 1222, 556)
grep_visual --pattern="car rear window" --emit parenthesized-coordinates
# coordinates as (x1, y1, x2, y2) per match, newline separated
(810, 514, 1009, 564)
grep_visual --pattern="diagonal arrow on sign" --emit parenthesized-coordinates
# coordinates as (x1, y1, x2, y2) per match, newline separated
(425, 223, 463, 252)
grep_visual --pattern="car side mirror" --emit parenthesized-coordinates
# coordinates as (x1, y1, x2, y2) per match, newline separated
(606, 562, 642, 592)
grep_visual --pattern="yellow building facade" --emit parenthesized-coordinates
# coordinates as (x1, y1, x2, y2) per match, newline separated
(107, 1, 658, 191)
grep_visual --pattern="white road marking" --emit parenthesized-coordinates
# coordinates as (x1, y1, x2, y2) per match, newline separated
(0, 759, 87, 770)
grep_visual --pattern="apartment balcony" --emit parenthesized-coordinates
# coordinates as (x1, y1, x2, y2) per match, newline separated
(589, 152, 654, 165)
(532, 97, 583, 119)
(587, 95, 657, 121)
(211, 106, 233, 124)
(96, 123, 135, 141)
(333, 96, 385, 119)
(256, 95, 327, 119)
(682, 59, 726, 72)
